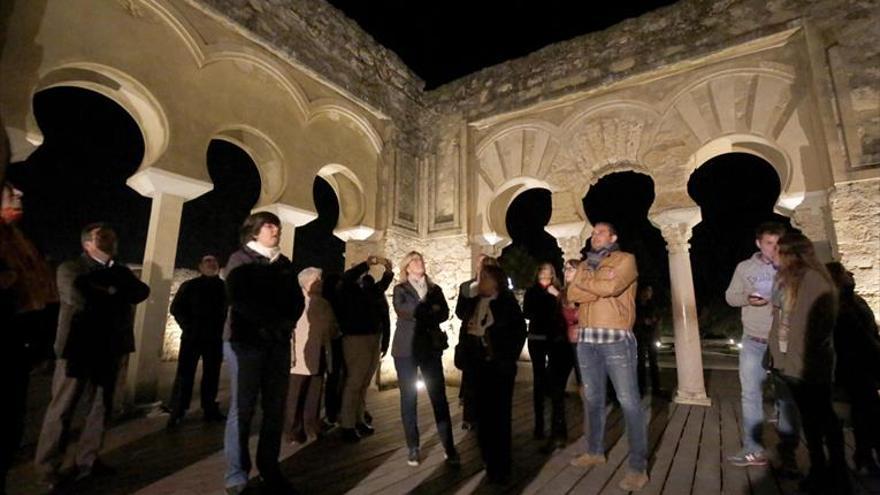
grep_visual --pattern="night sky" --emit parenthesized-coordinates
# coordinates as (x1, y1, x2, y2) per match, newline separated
(328, 0, 678, 89)
(6, 2, 791, 335)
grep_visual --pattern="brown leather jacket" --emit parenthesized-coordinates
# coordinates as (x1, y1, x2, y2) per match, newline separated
(567, 251, 638, 330)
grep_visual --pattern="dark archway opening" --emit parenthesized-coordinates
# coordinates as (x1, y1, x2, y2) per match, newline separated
(8, 87, 148, 264)
(688, 152, 794, 338)
(293, 176, 345, 276)
(582, 171, 668, 293)
(499, 188, 562, 289)
(175, 140, 261, 269)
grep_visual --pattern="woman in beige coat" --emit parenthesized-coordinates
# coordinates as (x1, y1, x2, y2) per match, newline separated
(284, 267, 339, 444)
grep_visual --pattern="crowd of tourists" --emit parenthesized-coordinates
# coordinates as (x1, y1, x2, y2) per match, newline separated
(2, 124, 879, 495)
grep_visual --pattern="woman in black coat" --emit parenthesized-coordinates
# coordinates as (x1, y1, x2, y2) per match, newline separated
(522, 263, 565, 440)
(391, 251, 458, 467)
(456, 264, 526, 484)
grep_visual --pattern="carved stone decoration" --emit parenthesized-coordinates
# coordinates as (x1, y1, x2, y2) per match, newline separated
(545, 147, 591, 195)
(116, 0, 147, 18)
(569, 117, 646, 170)
(393, 148, 419, 231)
(475, 124, 559, 190)
(429, 137, 460, 231)
(657, 222, 694, 255)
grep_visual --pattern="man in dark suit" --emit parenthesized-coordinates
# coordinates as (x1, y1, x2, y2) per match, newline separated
(166, 254, 227, 427)
(34, 223, 149, 489)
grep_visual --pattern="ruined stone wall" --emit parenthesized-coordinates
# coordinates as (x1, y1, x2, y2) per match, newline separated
(830, 179, 880, 315)
(190, 0, 427, 129)
(429, 0, 878, 169)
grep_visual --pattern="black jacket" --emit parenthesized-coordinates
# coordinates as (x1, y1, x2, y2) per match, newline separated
(224, 246, 303, 344)
(62, 257, 150, 385)
(391, 281, 449, 360)
(337, 262, 393, 349)
(170, 275, 227, 342)
(456, 290, 527, 375)
(522, 284, 565, 341)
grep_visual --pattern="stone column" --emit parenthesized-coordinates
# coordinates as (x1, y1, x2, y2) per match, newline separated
(125, 168, 212, 405)
(545, 221, 588, 261)
(253, 202, 318, 259)
(777, 190, 837, 262)
(650, 207, 711, 406)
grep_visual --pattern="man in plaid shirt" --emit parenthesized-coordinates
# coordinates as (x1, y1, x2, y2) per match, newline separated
(567, 222, 648, 492)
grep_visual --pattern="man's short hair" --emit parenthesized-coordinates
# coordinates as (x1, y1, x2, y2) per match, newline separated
(240, 211, 281, 245)
(594, 221, 618, 237)
(80, 222, 112, 244)
(298, 267, 322, 289)
(754, 221, 786, 240)
(199, 254, 218, 265)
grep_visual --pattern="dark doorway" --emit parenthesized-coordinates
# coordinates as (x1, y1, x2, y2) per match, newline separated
(499, 188, 562, 289)
(687, 152, 793, 338)
(582, 171, 668, 296)
(175, 140, 261, 269)
(293, 176, 345, 276)
(7, 87, 148, 264)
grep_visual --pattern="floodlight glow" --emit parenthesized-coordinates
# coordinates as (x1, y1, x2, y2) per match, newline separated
(416, 379, 426, 391)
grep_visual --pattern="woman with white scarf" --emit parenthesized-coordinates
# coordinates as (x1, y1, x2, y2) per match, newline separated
(391, 251, 459, 467)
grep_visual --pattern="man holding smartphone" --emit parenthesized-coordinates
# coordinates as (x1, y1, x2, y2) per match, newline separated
(725, 222, 799, 472)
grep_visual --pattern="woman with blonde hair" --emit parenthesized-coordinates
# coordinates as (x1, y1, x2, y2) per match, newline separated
(391, 251, 458, 467)
(767, 233, 847, 494)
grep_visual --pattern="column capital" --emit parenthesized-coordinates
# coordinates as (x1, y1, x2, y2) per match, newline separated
(253, 202, 318, 227)
(126, 167, 212, 200)
(650, 207, 701, 254)
(470, 231, 512, 249)
(334, 224, 380, 242)
(544, 221, 587, 239)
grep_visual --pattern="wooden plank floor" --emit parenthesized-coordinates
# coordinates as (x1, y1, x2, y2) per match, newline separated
(8, 368, 880, 494)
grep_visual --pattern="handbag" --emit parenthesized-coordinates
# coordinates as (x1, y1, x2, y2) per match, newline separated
(427, 326, 449, 352)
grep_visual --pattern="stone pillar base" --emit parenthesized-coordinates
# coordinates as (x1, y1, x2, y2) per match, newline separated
(673, 388, 712, 407)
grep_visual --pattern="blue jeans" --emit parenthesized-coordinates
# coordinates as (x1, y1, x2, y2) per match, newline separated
(394, 356, 454, 453)
(577, 337, 647, 472)
(739, 336, 799, 456)
(223, 341, 290, 488)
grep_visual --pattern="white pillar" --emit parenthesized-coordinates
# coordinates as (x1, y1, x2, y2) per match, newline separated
(253, 202, 318, 259)
(650, 207, 711, 407)
(125, 168, 212, 405)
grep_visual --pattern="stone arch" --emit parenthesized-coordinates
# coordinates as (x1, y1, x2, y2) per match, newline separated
(659, 68, 799, 144)
(211, 125, 285, 207)
(308, 99, 384, 156)
(316, 164, 370, 240)
(475, 120, 561, 189)
(683, 134, 791, 194)
(34, 62, 169, 169)
(558, 100, 661, 173)
(143, 0, 311, 120)
(480, 177, 553, 246)
(647, 67, 813, 201)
